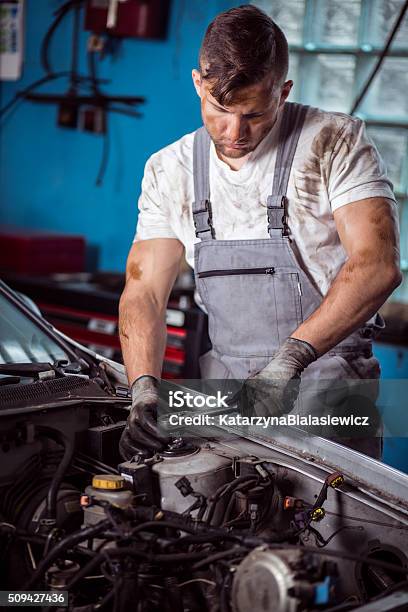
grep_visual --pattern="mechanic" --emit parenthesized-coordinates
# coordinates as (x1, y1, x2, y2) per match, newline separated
(118, 5, 401, 461)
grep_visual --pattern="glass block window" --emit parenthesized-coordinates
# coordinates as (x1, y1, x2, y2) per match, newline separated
(309, 0, 361, 47)
(364, 0, 408, 49)
(252, 0, 408, 303)
(253, 0, 306, 45)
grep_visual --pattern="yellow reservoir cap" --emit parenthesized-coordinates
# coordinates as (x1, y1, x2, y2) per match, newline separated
(92, 475, 125, 490)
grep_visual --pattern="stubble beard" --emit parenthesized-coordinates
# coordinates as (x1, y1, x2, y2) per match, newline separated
(212, 121, 276, 161)
(213, 143, 253, 158)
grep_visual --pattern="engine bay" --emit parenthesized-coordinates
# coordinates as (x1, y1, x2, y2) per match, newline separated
(1, 376, 408, 612)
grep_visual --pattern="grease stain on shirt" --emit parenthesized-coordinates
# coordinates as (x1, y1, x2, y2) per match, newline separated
(135, 106, 394, 297)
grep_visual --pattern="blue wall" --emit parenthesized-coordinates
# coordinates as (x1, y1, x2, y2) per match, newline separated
(0, 0, 238, 271)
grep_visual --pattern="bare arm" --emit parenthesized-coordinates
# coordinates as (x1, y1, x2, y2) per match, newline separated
(293, 197, 402, 355)
(119, 238, 184, 385)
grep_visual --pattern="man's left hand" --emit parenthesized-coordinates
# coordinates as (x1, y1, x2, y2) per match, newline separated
(244, 337, 318, 417)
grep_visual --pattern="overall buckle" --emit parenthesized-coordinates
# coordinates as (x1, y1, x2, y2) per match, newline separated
(267, 195, 288, 235)
(193, 200, 215, 238)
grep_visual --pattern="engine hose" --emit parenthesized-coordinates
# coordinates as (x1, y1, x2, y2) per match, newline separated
(36, 426, 75, 524)
(220, 571, 233, 612)
(191, 547, 249, 571)
(223, 481, 261, 526)
(128, 507, 259, 543)
(164, 576, 183, 612)
(130, 519, 249, 547)
(0, 521, 46, 546)
(161, 532, 241, 550)
(206, 476, 260, 526)
(102, 546, 243, 565)
(61, 547, 209, 583)
(93, 587, 115, 610)
(214, 478, 260, 527)
(111, 548, 209, 563)
(65, 552, 108, 591)
(24, 519, 111, 590)
(130, 520, 203, 536)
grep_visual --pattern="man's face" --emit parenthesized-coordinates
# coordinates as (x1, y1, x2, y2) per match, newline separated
(192, 70, 292, 160)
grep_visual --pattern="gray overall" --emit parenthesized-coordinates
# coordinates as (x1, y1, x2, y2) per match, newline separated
(192, 102, 383, 459)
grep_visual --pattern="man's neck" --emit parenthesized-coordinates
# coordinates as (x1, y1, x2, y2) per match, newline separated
(216, 151, 251, 171)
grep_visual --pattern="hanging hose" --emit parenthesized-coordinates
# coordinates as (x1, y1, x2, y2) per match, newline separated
(350, 0, 408, 114)
(36, 426, 75, 525)
(24, 519, 111, 590)
(40, 0, 84, 77)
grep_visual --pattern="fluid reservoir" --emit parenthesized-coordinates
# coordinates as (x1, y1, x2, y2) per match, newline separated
(152, 447, 232, 517)
(83, 474, 133, 527)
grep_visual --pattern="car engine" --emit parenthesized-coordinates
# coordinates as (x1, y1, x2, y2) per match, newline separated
(1, 371, 408, 612)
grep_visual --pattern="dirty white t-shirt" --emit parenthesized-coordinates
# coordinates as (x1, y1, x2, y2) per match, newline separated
(134, 105, 395, 296)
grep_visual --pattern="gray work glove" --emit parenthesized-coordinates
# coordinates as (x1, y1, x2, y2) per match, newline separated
(244, 338, 318, 417)
(119, 375, 170, 460)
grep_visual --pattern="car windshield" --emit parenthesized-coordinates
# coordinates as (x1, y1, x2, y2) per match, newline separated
(0, 292, 70, 364)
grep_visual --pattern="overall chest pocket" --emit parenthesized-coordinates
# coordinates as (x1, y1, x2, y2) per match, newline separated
(197, 266, 303, 357)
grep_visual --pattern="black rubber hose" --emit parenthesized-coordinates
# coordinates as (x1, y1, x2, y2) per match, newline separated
(24, 519, 111, 590)
(0, 72, 72, 119)
(92, 587, 116, 610)
(95, 120, 110, 187)
(217, 479, 263, 527)
(76, 450, 119, 475)
(220, 571, 233, 612)
(65, 552, 108, 591)
(104, 547, 216, 564)
(218, 492, 238, 527)
(350, 0, 408, 114)
(164, 576, 183, 612)
(87, 48, 102, 98)
(206, 476, 259, 525)
(130, 520, 200, 536)
(162, 532, 240, 550)
(40, 0, 83, 77)
(64, 547, 209, 578)
(36, 426, 75, 523)
(40, 3, 72, 75)
(191, 547, 249, 570)
(130, 519, 249, 545)
(128, 506, 255, 539)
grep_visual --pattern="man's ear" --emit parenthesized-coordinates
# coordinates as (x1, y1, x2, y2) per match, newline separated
(279, 80, 293, 107)
(192, 69, 203, 98)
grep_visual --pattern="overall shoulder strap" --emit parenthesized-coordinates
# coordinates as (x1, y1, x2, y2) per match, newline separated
(192, 127, 214, 241)
(267, 102, 309, 237)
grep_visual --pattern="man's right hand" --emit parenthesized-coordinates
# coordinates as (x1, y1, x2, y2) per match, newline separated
(119, 375, 170, 460)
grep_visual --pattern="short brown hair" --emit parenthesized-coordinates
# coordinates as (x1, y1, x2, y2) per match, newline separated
(199, 5, 289, 106)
